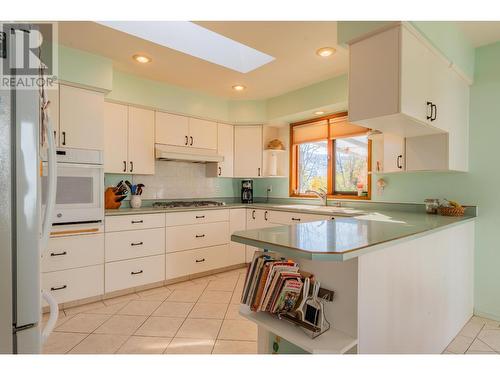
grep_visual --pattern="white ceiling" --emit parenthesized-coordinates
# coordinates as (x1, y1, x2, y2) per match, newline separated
(58, 21, 348, 100)
(457, 21, 500, 47)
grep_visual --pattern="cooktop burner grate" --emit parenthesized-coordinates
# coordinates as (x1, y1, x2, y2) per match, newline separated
(152, 200, 226, 208)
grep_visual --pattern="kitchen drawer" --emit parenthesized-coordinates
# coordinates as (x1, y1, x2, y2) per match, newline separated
(105, 213, 165, 232)
(105, 228, 165, 262)
(268, 210, 334, 225)
(42, 233, 104, 273)
(42, 265, 104, 305)
(166, 221, 229, 253)
(166, 244, 228, 280)
(165, 209, 229, 227)
(105, 254, 165, 293)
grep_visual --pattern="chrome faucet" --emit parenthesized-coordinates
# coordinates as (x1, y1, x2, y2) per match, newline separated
(305, 188, 328, 206)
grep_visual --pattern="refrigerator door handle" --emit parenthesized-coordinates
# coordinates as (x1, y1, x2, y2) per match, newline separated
(40, 290, 58, 344)
(40, 104, 57, 251)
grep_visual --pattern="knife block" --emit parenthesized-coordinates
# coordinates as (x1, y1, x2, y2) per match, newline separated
(105, 187, 123, 209)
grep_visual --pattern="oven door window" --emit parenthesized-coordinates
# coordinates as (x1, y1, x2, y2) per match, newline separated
(42, 163, 102, 208)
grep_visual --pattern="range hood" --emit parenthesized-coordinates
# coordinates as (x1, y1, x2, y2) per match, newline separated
(155, 144, 223, 163)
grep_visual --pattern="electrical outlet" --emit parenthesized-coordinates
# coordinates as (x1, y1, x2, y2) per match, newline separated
(267, 186, 273, 193)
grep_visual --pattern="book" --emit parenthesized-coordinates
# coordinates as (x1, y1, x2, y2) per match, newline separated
(272, 278, 303, 313)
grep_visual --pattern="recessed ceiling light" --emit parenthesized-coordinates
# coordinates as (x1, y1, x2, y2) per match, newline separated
(316, 47, 336, 57)
(314, 111, 325, 115)
(232, 85, 246, 91)
(133, 54, 152, 64)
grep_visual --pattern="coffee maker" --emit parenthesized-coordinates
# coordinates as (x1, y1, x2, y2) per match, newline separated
(241, 180, 253, 203)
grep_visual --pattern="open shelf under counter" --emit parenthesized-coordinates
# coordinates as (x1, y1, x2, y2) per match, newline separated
(239, 305, 357, 354)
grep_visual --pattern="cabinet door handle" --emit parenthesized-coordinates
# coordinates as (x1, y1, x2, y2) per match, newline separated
(62, 131, 66, 146)
(190, 136, 193, 146)
(426, 101, 433, 120)
(123, 161, 127, 172)
(131, 220, 143, 224)
(129, 161, 134, 172)
(195, 234, 205, 238)
(218, 166, 222, 176)
(195, 258, 205, 263)
(258, 167, 261, 176)
(130, 242, 143, 246)
(397, 155, 403, 169)
(264, 211, 268, 221)
(195, 215, 205, 219)
(131, 270, 143, 275)
(431, 104, 437, 121)
(50, 251, 67, 257)
(252, 210, 256, 220)
(185, 135, 189, 146)
(50, 285, 67, 291)
(291, 217, 301, 221)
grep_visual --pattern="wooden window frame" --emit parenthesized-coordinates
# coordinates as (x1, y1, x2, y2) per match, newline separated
(289, 111, 372, 200)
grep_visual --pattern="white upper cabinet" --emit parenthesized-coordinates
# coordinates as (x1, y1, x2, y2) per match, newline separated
(104, 102, 128, 173)
(155, 112, 217, 150)
(155, 112, 189, 147)
(103, 103, 155, 175)
(350, 23, 469, 172)
(189, 118, 217, 150)
(234, 125, 263, 178)
(128, 107, 155, 175)
(59, 85, 104, 150)
(372, 133, 406, 173)
(207, 123, 234, 178)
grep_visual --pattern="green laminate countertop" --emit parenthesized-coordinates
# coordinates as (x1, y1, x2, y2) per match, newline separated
(104, 202, 364, 217)
(231, 210, 476, 261)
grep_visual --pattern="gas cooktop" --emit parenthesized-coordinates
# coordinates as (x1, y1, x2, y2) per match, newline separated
(152, 200, 226, 209)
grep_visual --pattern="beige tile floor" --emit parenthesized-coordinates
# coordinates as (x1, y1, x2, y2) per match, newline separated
(42, 266, 500, 355)
(42, 267, 258, 354)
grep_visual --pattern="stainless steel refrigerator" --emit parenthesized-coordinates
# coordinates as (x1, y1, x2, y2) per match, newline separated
(0, 25, 58, 354)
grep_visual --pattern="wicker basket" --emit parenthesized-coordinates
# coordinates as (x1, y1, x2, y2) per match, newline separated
(437, 206, 465, 217)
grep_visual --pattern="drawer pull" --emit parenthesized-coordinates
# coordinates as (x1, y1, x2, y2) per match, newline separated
(131, 270, 143, 275)
(291, 217, 301, 221)
(195, 234, 206, 238)
(50, 285, 67, 291)
(130, 242, 144, 246)
(131, 220, 144, 224)
(195, 258, 205, 263)
(195, 215, 205, 219)
(50, 251, 67, 257)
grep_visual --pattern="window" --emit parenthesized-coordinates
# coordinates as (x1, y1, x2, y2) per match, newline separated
(290, 112, 371, 199)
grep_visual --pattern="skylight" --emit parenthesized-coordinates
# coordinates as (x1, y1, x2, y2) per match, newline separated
(97, 21, 275, 73)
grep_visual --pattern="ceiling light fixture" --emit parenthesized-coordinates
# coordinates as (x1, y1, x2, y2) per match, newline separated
(133, 54, 152, 64)
(314, 111, 325, 115)
(232, 85, 246, 91)
(316, 47, 336, 57)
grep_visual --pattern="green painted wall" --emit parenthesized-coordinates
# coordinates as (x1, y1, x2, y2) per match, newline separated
(266, 74, 348, 121)
(107, 70, 230, 121)
(58, 45, 113, 91)
(228, 100, 267, 124)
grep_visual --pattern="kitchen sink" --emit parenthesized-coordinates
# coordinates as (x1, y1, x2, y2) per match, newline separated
(274, 204, 362, 215)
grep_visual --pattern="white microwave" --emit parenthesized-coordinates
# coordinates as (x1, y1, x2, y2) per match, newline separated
(42, 148, 104, 224)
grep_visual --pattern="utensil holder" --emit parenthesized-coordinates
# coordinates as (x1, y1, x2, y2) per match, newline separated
(130, 195, 142, 209)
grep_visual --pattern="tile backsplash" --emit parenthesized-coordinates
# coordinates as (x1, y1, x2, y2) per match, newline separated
(105, 161, 238, 200)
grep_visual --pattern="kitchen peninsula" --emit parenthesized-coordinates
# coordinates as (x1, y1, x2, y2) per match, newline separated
(231, 207, 476, 354)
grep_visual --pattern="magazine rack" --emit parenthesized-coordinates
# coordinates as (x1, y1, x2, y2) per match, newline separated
(277, 311, 331, 339)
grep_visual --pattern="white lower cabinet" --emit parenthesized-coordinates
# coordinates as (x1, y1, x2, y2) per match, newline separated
(166, 222, 229, 253)
(166, 245, 228, 280)
(105, 228, 165, 262)
(268, 210, 334, 225)
(229, 209, 246, 266)
(42, 233, 104, 273)
(42, 265, 104, 305)
(105, 254, 165, 293)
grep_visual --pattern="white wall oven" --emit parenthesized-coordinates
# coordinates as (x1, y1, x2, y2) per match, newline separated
(42, 148, 104, 224)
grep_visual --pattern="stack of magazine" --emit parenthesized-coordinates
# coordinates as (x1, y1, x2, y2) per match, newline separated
(241, 252, 305, 314)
